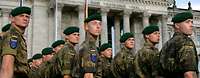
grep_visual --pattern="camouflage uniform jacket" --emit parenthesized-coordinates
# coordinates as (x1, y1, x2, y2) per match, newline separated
(0, 26, 29, 77)
(37, 41, 78, 78)
(96, 56, 114, 78)
(160, 32, 198, 78)
(112, 46, 135, 78)
(56, 41, 78, 77)
(79, 34, 99, 77)
(135, 41, 160, 78)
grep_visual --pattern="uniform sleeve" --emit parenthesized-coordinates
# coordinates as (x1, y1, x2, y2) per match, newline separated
(112, 52, 126, 77)
(2, 35, 17, 56)
(95, 58, 102, 78)
(58, 47, 75, 75)
(178, 40, 198, 72)
(134, 51, 145, 78)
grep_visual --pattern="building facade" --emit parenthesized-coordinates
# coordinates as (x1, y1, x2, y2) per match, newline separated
(0, 0, 200, 57)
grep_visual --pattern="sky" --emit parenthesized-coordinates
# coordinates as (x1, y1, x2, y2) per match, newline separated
(176, 0, 200, 10)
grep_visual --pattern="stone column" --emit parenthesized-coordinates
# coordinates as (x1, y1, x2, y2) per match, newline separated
(101, 8, 109, 44)
(134, 16, 144, 52)
(143, 12, 151, 28)
(123, 9, 132, 32)
(114, 16, 121, 54)
(1, 8, 10, 26)
(31, 0, 52, 56)
(55, 3, 64, 40)
(161, 14, 169, 44)
(78, 5, 85, 44)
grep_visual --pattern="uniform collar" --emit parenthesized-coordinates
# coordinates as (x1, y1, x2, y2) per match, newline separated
(122, 45, 133, 53)
(144, 41, 156, 49)
(65, 40, 75, 48)
(86, 33, 97, 45)
(173, 32, 188, 37)
(10, 25, 24, 35)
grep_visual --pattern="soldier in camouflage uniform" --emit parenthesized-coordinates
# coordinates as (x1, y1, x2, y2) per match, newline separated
(55, 26, 80, 78)
(135, 25, 161, 78)
(160, 12, 198, 78)
(29, 54, 43, 78)
(0, 6, 31, 78)
(37, 26, 80, 78)
(79, 13, 102, 78)
(97, 43, 114, 78)
(36, 47, 55, 78)
(41, 47, 55, 62)
(112, 32, 136, 78)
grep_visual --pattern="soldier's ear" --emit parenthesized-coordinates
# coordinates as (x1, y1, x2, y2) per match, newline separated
(145, 34, 149, 39)
(9, 15, 15, 22)
(174, 23, 180, 29)
(84, 23, 89, 31)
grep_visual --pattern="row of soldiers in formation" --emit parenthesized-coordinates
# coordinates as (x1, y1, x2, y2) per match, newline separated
(0, 6, 198, 78)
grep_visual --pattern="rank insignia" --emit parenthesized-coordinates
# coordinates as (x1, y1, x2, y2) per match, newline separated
(90, 54, 97, 63)
(10, 36, 18, 49)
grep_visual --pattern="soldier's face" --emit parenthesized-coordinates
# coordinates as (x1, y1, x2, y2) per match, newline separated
(125, 37, 135, 49)
(11, 13, 30, 28)
(53, 44, 64, 53)
(101, 48, 112, 58)
(175, 19, 193, 36)
(86, 20, 102, 36)
(43, 54, 54, 62)
(66, 32, 80, 44)
(33, 58, 43, 66)
(146, 31, 160, 44)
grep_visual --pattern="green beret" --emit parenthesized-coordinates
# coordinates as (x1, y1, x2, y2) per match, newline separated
(2, 23, 11, 32)
(120, 32, 134, 43)
(32, 54, 43, 60)
(63, 26, 79, 35)
(99, 43, 112, 52)
(51, 40, 65, 48)
(172, 12, 193, 23)
(142, 25, 159, 35)
(10, 6, 31, 17)
(42, 47, 54, 55)
(84, 13, 102, 23)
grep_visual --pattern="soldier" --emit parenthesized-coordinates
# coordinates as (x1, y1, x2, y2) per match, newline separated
(37, 26, 80, 78)
(112, 32, 136, 78)
(42, 47, 54, 62)
(51, 40, 65, 53)
(29, 53, 43, 78)
(30, 54, 43, 69)
(135, 25, 161, 78)
(0, 6, 31, 78)
(160, 12, 198, 78)
(97, 43, 114, 78)
(79, 13, 102, 78)
(55, 26, 80, 78)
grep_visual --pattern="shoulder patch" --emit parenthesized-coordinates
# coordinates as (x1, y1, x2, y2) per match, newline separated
(9, 36, 18, 49)
(90, 54, 97, 63)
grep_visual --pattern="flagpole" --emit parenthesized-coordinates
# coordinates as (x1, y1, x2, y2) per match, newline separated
(84, 0, 88, 19)
(84, 0, 88, 39)
(19, 0, 23, 6)
(55, 0, 58, 40)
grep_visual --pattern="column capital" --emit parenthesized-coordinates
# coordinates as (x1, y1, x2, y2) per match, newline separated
(101, 8, 109, 13)
(162, 14, 168, 19)
(143, 11, 151, 17)
(123, 9, 132, 15)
